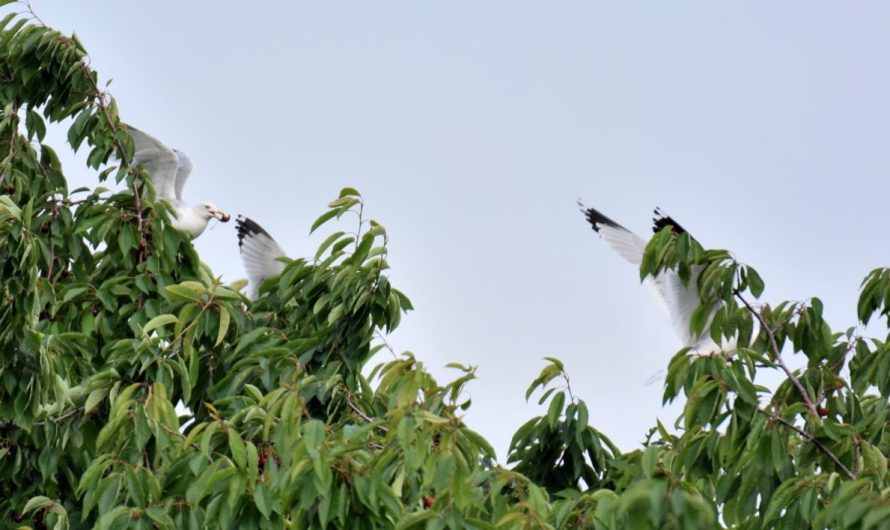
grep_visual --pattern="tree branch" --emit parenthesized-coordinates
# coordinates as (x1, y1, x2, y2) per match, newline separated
(758, 408, 855, 480)
(735, 291, 818, 418)
(32, 406, 82, 427)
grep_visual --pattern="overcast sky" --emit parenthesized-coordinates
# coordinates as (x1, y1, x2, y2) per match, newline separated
(36, 2, 890, 457)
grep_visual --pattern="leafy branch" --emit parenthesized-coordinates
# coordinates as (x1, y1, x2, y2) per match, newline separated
(21, 0, 146, 262)
(758, 408, 856, 480)
(735, 290, 818, 418)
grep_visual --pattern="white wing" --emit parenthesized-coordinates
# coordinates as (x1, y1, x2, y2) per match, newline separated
(649, 270, 708, 348)
(236, 216, 288, 300)
(173, 150, 194, 201)
(126, 125, 179, 202)
(580, 203, 711, 349)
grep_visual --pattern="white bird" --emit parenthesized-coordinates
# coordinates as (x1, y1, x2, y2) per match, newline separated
(235, 216, 287, 300)
(580, 204, 731, 356)
(126, 125, 230, 237)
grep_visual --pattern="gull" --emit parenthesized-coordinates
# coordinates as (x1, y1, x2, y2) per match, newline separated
(235, 216, 287, 300)
(125, 125, 230, 237)
(580, 204, 731, 356)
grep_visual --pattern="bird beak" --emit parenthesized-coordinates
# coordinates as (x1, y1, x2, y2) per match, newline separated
(213, 210, 231, 223)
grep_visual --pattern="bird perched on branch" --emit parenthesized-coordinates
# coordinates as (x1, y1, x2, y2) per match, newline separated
(580, 204, 731, 356)
(125, 124, 230, 237)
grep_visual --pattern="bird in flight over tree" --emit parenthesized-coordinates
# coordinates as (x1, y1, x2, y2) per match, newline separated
(580, 204, 732, 356)
(126, 124, 230, 237)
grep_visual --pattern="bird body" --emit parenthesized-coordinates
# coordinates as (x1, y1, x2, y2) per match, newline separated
(235, 216, 287, 300)
(581, 205, 731, 356)
(126, 125, 230, 237)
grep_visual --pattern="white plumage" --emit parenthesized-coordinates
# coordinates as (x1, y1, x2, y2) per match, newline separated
(580, 204, 730, 356)
(235, 216, 288, 300)
(126, 124, 230, 237)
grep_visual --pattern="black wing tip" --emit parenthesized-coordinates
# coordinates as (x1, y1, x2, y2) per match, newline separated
(652, 207, 688, 235)
(578, 200, 622, 233)
(235, 215, 274, 248)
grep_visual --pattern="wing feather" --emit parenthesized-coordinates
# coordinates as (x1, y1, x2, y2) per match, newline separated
(173, 150, 194, 201)
(236, 216, 288, 299)
(126, 125, 179, 202)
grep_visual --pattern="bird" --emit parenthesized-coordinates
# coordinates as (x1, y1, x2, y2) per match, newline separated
(235, 216, 287, 300)
(579, 204, 731, 356)
(125, 124, 230, 237)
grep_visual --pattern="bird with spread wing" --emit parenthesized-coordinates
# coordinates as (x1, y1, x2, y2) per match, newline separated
(580, 204, 733, 356)
(125, 125, 230, 237)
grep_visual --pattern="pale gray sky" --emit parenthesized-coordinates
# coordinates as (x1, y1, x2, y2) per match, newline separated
(38, 2, 890, 457)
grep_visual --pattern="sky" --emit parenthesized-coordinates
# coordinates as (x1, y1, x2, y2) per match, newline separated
(33, 1, 890, 458)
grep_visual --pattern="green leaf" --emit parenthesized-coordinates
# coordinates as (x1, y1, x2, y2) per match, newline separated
(84, 388, 108, 414)
(142, 314, 178, 334)
(314, 231, 345, 261)
(339, 187, 361, 198)
(97, 506, 129, 530)
(395, 511, 434, 530)
(215, 306, 230, 346)
(327, 303, 345, 326)
(641, 444, 659, 478)
(547, 391, 565, 428)
(227, 426, 246, 468)
(310, 208, 340, 234)
(253, 483, 271, 519)
(22, 496, 54, 513)
(747, 267, 764, 298)
(164, 283, 204, 302)
(303, 419, 324, 458)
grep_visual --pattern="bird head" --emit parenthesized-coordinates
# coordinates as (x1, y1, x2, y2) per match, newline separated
(199, 202, 230, 223)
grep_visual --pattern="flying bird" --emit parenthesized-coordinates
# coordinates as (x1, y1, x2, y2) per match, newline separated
(126, 125, 230, 237)
(235, 216, 287, 300)
(580, 204, 730, 356)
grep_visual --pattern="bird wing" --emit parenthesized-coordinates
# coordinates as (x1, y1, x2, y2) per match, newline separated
(648, 271, 704, 347)
(126, 125, 179, 202)
(648, 208, 715, 347)
(236, 216, 288, 299)
(580, 204, 649, 265)
(580, 203, 709, 348)
(173, 150, 194, 201)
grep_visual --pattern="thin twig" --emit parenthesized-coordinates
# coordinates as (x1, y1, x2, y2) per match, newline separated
(156, 420, 202, 453)
(343, 390, 388, 433)
(758, 408, 855, 480)
(735, 291, 818, 418)
(374, 330, 399, 360)
(354, 199, 364, 251)
(347, 399, 376, 425)
(32, 406, 83, 426)
(562, 371, 576, 403)
(22, 0, 46, 27)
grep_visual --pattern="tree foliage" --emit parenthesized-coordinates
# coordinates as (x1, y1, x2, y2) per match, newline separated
(1, 3, 889, 529)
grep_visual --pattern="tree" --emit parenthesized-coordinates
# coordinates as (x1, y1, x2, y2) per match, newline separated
(1, 3, 889, 528)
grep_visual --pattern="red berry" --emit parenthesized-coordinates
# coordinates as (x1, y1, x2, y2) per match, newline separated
(817, 407, 829, 417)
(423, 497, 435, 508)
